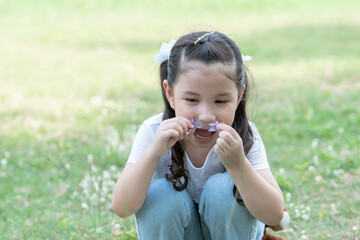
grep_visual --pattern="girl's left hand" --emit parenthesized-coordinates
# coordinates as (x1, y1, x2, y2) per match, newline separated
(214, 123, 245, 170)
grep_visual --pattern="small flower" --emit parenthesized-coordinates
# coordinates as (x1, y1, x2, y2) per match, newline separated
(1, 159, 7, 169)
(187, 119, 203, 134)
(338, 127, 344, 133)
(315, 175, 323, 182)
(4, 151, 10, 158)
(285, 192, 291, 202)
(308, 165, 315, 172)
(327, 145, 334, 152)
(65, 163, 70, 170)
(278, 168, 285, 175)
(331, 203, 337, 212)
(208, 121, 220, 133)
(311, 138, 319, 148)
(313, 155, 319, 165)
(81, 202, 89, 209)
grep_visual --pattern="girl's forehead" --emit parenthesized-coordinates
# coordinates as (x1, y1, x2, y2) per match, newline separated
(178, 60, 237, 81)
(174, 61, 239, 92)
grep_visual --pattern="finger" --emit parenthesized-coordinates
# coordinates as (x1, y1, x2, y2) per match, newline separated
(171, 122, 185, 140)
(177, 117, 193, 134)
(214, 142, 225, 156)
(219, 130, 239, 149)
(165, 129, 181, 147)
(216, 123, 241, 140)
(216, 137, 232, 153)
(174, 117, 194, 135)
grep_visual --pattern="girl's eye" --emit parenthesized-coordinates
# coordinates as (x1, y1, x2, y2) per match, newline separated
(215, 100, 227, 104)
(186, 99, 198, 103)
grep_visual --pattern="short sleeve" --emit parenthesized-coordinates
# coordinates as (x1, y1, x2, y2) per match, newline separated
(127, 123, 155, 164)
(246, 122, 270, 170)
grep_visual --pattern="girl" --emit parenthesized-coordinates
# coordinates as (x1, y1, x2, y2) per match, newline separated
(112, 31, 285, 240)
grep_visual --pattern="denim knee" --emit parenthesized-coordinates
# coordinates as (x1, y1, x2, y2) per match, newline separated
(198, 172, 235, 215)
(198, 172, 264, 240)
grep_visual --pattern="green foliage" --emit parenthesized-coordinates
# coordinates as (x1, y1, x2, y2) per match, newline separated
(1, 0, 359, 239)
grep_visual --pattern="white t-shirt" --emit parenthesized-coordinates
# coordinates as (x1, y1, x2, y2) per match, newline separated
(127, 113, 270, 202)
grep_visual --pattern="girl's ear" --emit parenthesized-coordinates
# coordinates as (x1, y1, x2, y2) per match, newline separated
(237, 84, 246, 105)
(163, 80, 175, 109)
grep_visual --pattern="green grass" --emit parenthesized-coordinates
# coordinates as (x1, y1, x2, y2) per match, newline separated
(1, 0, 359, 239)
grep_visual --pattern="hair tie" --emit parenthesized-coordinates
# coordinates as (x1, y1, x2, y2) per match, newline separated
(194, 31, 215, 45)
(153, 39, 177, 65)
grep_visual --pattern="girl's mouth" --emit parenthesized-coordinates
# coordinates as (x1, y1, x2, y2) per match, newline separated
(194, 129, 216, 143)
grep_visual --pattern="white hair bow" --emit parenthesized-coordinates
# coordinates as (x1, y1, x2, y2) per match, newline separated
(153, 39, 177, 65)
(242, 54, 253, 63)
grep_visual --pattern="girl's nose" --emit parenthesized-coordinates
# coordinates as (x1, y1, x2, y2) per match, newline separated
(198, 104, 216, 124)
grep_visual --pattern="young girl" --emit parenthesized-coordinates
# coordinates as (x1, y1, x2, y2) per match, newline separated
(112, 31, 285, 240)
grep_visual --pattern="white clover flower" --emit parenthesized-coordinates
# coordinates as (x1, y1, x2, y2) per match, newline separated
(300, 235, 308, 240)
(313, 155, 319, 165)
(4, 151, 10, 158)
(311, 138, 319, 148)
(103, 170, 111, 179)
(286, 192, 291, 202)
(87, 154, 94, 162)
(338, 127, 344, 133)
(110, 165, 117, 172)
(315, 175, 323, 182)
(81, 202, 89, 209)
(331, 203, 337, 213)
(307, 165, 314, 172)
(352, 226, 358, 231)
(1, 159, 7, 168)
(302, 214, 309, 220)
(278, 168, 285, 175)
(65, 163, 70, 170)
(327, 145, 334, 152)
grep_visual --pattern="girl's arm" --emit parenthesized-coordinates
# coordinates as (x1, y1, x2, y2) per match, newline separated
(111, 150, 159, 218)
(215, 124, 284, 226)
(112, 117, 193, 218)
(227, 162, 284, 226)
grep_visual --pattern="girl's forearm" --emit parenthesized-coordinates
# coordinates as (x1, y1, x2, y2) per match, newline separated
(112, 147, 159, 218)
(227, 159, 284, 226)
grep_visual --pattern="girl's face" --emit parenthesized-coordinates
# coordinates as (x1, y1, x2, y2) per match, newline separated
(164, 61, 244, 148)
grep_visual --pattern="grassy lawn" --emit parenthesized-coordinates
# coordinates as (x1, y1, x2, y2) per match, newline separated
(1, 0, 359, 239)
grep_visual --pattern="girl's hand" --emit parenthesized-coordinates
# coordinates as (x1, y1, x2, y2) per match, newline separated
(148, 117, 193, 159)
(214, 123, 246, 170)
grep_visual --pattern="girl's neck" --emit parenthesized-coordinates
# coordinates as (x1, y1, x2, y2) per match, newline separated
(184, 144, 212, 168)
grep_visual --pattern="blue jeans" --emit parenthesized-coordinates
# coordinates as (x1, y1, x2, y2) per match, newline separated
(135, 172, 265, 240)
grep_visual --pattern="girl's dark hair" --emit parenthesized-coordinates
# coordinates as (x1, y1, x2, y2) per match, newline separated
(159, 31, 253, 204)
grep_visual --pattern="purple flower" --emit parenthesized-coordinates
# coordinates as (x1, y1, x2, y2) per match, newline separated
(187, 119, 203, 134)
(208, 121, 220, 133)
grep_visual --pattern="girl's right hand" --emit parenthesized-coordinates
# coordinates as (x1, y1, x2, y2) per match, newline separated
(148, 117, 193, 159)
